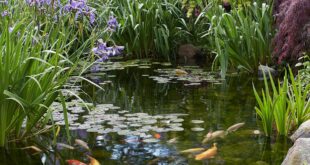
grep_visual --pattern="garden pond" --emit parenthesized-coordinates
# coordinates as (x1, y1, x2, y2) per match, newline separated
(0, 59, 292, 165)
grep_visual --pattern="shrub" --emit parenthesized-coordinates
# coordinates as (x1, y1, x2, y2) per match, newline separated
(272, 0, 310, 64)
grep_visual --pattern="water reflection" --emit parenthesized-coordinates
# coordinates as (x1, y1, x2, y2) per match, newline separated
(80, 65, 291, 164)
(2, 63, 292, 164)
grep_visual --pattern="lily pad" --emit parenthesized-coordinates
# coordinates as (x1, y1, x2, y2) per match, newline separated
(191, 127, 205, 132)
(191, 120, 204, 124)
(143, 138, 160, 143)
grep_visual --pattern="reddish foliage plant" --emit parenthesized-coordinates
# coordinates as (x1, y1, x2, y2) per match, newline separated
(273, 0, 310, 64)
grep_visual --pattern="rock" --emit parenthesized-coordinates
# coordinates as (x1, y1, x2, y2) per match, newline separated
(282, 138, 310, 165)
(258, 65, 277, 79)
(290, 120, 310, 142)
(177, 44, 201, 65)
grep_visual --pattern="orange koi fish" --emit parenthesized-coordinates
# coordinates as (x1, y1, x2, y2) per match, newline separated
(195, 143, 217, 160)
(66, 159, 87, 165)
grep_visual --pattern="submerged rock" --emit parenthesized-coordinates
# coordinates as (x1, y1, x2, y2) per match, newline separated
(177, 44, 201, 65)
(282, 138, 310, 165)
(258, 65, 277, 78)
(290, 120, 310, 142)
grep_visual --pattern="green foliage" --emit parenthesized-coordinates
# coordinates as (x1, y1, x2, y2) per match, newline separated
(205, 2, 274, 78)
(296, 54, 310, 89)
(181, 0, 206, 18)
(253, 68, 310, 137)
(288, 69, 310, 127)
(108, 0, 184, 61)
(0, 0, 97, 146)
(271, 72, 290, 136)
(0, 21, 72, 147)
(253, 74, 274, 136)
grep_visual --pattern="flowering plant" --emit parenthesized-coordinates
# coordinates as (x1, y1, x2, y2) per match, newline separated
(63, 0, 95, 24)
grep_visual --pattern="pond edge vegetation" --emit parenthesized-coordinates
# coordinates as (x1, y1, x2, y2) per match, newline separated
(0, 1, 309, 163)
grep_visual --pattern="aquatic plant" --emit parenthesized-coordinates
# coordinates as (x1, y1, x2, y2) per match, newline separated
(272, 0, 310, 64)
(0, 16, 85, 147)
(109, 0, 184, 61)
(92, 39, 124, 62)
(205, 2, 274, 78)
(254, 71, 290, 136)
(63, 0, 96, 24)
(296, 54, 310, 89)
(253, 73, 275, 136)
(288, 68, 310, 127)
(271, 72, 290, 136)
(181, 0, 206, 18)
(254, 68, 310, 136)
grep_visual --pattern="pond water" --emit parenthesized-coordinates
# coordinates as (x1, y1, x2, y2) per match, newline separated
(0, 60, 292, 165)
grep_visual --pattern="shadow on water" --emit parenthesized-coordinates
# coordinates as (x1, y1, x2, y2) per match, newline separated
(1, 62, 292, 165)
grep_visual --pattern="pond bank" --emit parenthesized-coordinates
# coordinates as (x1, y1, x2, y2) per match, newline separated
(282, 120, 310, 165)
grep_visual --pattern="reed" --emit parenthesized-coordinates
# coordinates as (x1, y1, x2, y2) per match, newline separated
(0, 15, 83, 147)
(288, 68, 310, 127)
(253, 73, 274, 136)
(108, 0, 184, 61)
(254, 68, 310, 137)
(206, 2, 274, 78)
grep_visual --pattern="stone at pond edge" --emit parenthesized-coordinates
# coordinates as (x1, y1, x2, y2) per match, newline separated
(290, 120, 310, 142)
(258, 65, 277, 78)
(177, 44, 201, 65)
(282, 138, 310, 165)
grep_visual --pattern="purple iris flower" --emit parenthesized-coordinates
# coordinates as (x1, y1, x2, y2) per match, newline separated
(112, 45, 125, 56)
(1, 10, 8, 17)
(107, 16, 118, 31)
(25, 0, 60, 8)
(63, 0, 95, 24)
(89, 12, 95, 24)
(9, 27, 13, 33)
(92, 39, 124, 62)
(1, 0, 8, 5)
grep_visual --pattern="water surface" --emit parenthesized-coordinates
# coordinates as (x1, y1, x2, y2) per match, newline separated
(0, 61, 291, 165)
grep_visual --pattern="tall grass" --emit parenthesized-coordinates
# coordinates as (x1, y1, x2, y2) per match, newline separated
(253, 73, 275, 136)
(0, 0, 116, 147)
(108, 0, 184, 61)
(296, 54, 310, 89)
(205, 2, 274, 78)
(288, 69, 310, 127)
(0, 17, 83, 147)
(253, 68, 310, 137)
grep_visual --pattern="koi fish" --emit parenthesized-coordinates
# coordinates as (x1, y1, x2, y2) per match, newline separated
(202, 130, 226, 143)
(57, 143, 75, 150)
(227, 122, 245, 133)
(167, 137, 178, 144)
(154, 133, 161, 139)
(87, 155, 101, 165)
(75, 139, 90, 150)
(180, 148, 205, 154)
(66, 159, 87, 165)
(195, 143, 217, 160)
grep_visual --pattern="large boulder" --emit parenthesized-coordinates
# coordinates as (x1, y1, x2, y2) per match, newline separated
(282, 138, 310, 165)
(177, 44, 201, 65)
(290, 120, 310, 142)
